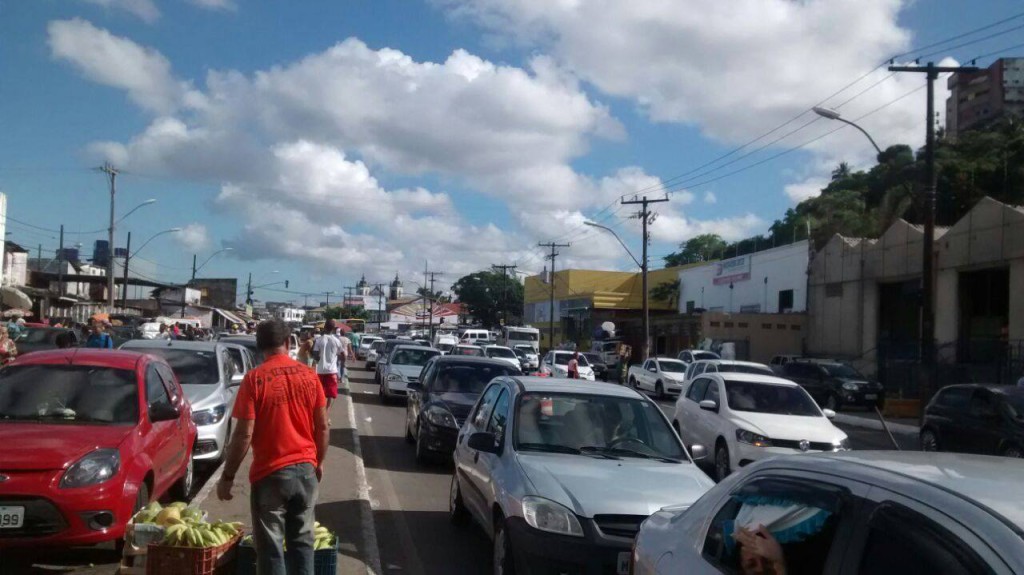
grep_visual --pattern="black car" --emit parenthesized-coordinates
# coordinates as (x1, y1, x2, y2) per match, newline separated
(778, 360, 884, 411)
(404, 356, 521, 464)
(14, 327, 80, 354)
(581, 352, 609, 381)
(921, 384, 1023, 457)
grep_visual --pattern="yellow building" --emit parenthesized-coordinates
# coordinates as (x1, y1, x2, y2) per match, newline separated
(524, 266, 697, 349)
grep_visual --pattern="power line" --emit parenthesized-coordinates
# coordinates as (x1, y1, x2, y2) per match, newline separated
(537, 241, 570, 349)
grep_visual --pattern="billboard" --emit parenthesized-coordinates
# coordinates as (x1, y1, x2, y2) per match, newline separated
(713, 255, 751, 285)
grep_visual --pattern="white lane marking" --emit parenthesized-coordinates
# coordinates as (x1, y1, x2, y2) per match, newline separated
(191, 461, 223, 508)
(348, 387, 384, 575)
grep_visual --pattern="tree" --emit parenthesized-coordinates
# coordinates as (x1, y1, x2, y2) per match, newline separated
(416, 285, 450, 303)
(451, 270, 524, 328)
(649, 279, 681, 309)
(324, 305, 368, 321)
(664, 234, 728, 266)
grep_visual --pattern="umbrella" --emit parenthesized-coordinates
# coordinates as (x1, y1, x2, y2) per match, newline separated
(0, 286, 33, 310)
(1, 308, 32, 318)
(90, 312, 110, 322)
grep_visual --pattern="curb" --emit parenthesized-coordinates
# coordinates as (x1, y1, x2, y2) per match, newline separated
(834, 413, 919, 435)
(343, 381, 383, 575)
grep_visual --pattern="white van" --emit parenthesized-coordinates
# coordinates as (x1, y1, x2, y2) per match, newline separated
(459, 329, 490, 344)
(433, 334, 459, 355)
(499, 326, 541, 353)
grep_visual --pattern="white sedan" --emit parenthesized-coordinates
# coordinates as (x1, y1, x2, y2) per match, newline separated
(539, 350, 595, 380)
(671, 372, 849, 482)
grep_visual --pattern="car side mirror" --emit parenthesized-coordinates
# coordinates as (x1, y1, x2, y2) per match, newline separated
(467, 431, 500, 454)
(230, 373, 244, 387)
(822, 408, 836, 419)
(406, 380, 423, 392)
(699, 400, 718, 412)
(149, 402, 180, 422)
(689, 444, 707, 461)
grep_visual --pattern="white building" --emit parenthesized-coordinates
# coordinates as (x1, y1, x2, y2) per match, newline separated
(273, 307, 306, 323)
(677, 241, 809, 314)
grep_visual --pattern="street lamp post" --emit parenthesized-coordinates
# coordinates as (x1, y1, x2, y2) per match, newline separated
(121, 227, 182, 309)
(192, 248, 234, 280)
(585, 221, 651, 358)
(812, 107, 884, 155)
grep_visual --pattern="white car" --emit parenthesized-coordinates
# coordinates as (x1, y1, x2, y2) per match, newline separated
(676, 349, 720, 366)
(380, 345, 441, 403)
(627, 357, 689, 398)
(512, 344, 539, 371)
(682, 359, 775, 386)
(672, 372, 849, 482)
(481, 345, 522, 371)
(540, 350, 595, 380)
(357, 336, 382, 360)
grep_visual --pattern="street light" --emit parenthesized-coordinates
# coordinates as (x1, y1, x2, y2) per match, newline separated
(192, 247, 234, 280)
(585, 220, 652, 361)
(245, 270, 280, 306)
(121, 227, 182, 308)
(115, 199, 157, 225)
(812, 107, 883, 155)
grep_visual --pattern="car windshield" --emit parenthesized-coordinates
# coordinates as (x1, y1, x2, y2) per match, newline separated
(694, 351, 720, 361)
(16, 328, 57, 344)
(487, 347, 517, 359)
(553, 354, 590, 366)
(724, 380, 821, 416)
(718, 364, 774, 376)
(514, 345, 535, 354)
(659, 360, 687, 373)
(455, 346, 484, 357)
(0, 364, 139, 424)
(391, 349, 440, 366)
(582, 353, 602, 364)
(516, 392, 686, 461)
(437, 343, 454, 353)
(507, 331, 539, 341)
(431, 363, 519, 394)
(227, 348, 246, 374)
(822, 363, 864, 379)
(372, 341, 386, 351)
(132, 348, 221, 385)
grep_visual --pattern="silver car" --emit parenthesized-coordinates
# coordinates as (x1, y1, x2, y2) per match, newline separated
(632, 451, 1024, 574)
(450, 377, 713, 574)
(380, 345, 439, 404)
(120, 340, 240, 463)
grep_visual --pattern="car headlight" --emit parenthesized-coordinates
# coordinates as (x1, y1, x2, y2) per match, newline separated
(735, 428, 772, 447)
(835, 438, 851, 451)
(522, 496, 584, 537)
(60, 448, 120, 489)
(387, 374, 402, 382)
(842, 382, 859, 391)
(192, 404, 227, 426)
(424, 405, 458, 428)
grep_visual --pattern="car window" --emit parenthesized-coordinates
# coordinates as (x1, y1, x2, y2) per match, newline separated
(431, 363, 519, 394)
(486, 389, 510, 438)
(681, 352, 692, 362)
(472, 384, 502, 428)
(705, 364, 718, 373)
(146, 365, 172, 407)
(693, 363, 708, 377)
(702, 477, 847, 574)
(724, 380, 821, 415)
(155, 364, 182, 404)
(786, 363, 818, 378)
(968, 389, 996, 418)
(132, 347, 221, 385)
(934, 387, 971, 409)
(694, 351, 719, 361)
(227, 348, 246, 375)
(718, 364, 775, 377)
(822, 363, 864, 379)
(391, 348, 440, 366)
(486, 347, 517, 359)
(659, 360, 687, 373)
(856, 503, 989, 575)
(703, 380, 720, 404)
(687, 377, 710, 402)
(0, 364, 139, 424)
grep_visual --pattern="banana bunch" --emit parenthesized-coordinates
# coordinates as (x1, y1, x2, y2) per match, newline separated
(161, 520, 243, 548)
(313, 521, 335, 551)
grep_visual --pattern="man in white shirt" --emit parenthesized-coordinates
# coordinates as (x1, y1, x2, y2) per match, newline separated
(312, 319, 343, 410)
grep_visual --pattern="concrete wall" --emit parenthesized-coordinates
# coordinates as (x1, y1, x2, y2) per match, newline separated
(678, 241, 809, 314)
(701, 312, 807, 363)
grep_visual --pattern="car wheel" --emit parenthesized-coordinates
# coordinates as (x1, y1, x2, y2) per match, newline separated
(1002, 444, 1023, 458)
(493, 518, 516, 575)
(405, 415, 416, 444)
(170, 455, 194, 500)
(119, 481, 149, 553)
(449, 475, 470, 527)
(629, 377, 637, 389)
(920, 428, 940, 452)
(655, 381, 665, 400)
(714, 442, 731, 482)
(824, 393, 841, 412)
(415, 424, 435, 465)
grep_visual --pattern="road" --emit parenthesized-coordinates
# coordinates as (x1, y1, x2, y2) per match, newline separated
(1, 360, 916, 574)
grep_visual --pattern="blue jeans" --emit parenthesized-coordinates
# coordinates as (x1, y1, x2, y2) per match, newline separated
(250, 463, 318, 575)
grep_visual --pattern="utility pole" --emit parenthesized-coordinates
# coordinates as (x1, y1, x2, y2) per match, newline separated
(191, 254, 198, 281)
(425, 270, 443, 341)
(37, 244, 42, 273)
(56, 226, 65, 298)
(492, 264, 517, 326)
(121, 231, 131, 309)
(538, 242, 570, 351)
(376, 283, 385, 332)
(98, 163, 118, 310)
(889, 61, 977, 413)
(246, 272, 253, 306)
(621, 194, 670, 361)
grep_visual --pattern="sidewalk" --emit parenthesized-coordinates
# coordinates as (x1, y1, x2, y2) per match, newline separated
(833, 411, 920, 435)
(198, 380, 381, 575)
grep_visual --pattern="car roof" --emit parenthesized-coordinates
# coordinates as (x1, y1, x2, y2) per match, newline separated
(693, 359, 770, 367)
(393, 344, 436, 351)
(434, 355, 518, 366)
(939, 383, 1024, 397)
(699, 372, 799, 387)
(653, 356, 685, 362)
(122, 339, 222, 352)
(513, 376, 643, 398)
(765, 452, 1024, 529)
(9, 348, 149, 370)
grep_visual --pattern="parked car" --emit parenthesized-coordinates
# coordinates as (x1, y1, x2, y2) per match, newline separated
(676, 349, 720, 365)
(366, 339, 387, 369)
(628, 357, 689, 398)
(768, 354, 802, 374)
(380, 345, 440, 403)
(13, 327, 80, 355)
(459, 329, 490, 344)
(683, 359, 775, 385)
(375, 339, 413, 385)
(581, 352, 609, 381)
(631, 452, 1024, 575)
(120, 340, 240, 464)
(513, 344, 540, 372)
(452, 344, 486, 357)
(451, 377, 714, 574)
(672, 372, 849, 481)
(357, 336, 382, 360)
(404, 356, 521, 464)
(223, 343, 256, 378)
(778, 359, 885, 411)
(481, 345, 522, 371)
(539, 350, 596, 380)
(920, 384, 1023, 457)
(0, 349, 196, 548)
(219, 335, 262, 365)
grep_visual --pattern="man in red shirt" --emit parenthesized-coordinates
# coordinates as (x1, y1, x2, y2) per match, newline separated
(217, 319, 329, 575)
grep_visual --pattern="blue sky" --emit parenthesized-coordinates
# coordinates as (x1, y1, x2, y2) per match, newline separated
(2, 0, 1022, 306)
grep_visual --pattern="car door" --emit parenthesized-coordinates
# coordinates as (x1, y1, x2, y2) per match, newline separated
(408, 360, 436, 438)
(927, 387, 969, 452)
(692, 377, 722, 449)
(456, 383, 502, 525)
(144, 364, 178, 495)
(959, 388, 1002, 455)
(155, 363, 190, 480)
(220, 348, 240, 408)
(473, 387, 512, 528)
(677, 376, 711, 446)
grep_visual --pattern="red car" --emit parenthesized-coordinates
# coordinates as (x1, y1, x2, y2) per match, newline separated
(0, 349, 196, 548)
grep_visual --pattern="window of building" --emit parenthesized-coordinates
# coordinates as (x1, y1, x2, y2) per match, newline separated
(762, 323, 772, 329)
(777, 323, 787, 329)
(791, 324, 801, 331)
(738, 322, 748, 328)
(724, 322, 734, 328)
(686, 300, 695, 313)
(780, 288, 796, 309)
(710, 321, 721, 327)
(824, 284, 842, 299)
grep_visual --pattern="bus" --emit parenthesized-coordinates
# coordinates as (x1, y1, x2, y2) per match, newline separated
(498, 326, 540, 353)
(340, 318, 366, 333)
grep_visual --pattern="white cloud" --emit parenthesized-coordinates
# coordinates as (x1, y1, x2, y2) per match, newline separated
(81, 0, 160, 23)
(175, 223, 211, 251)
(47, 19, 187, 113)
(703, 191, 717, 205)
(188, 0, 236, 11)
(784, 177, 830, 203)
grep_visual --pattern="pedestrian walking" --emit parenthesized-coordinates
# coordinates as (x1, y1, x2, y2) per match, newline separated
(337, 332, 354, 384)
(0, 325, 18, 365)
(217, 319, 329, 575)
(312, 319, 344, 411)
(297, 332, 314, 367)
(85, 321, 114, 349)
(567, 351, 580, 379)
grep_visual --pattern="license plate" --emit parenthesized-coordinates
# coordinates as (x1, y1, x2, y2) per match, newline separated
(617, 551, 631, 575)
(865, 394, 877, 400)
(0, 506, 25, 529)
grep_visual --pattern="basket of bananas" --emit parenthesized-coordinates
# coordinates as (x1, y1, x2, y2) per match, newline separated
(146, 514, 244, 575)
(235, 521, 337, 575)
